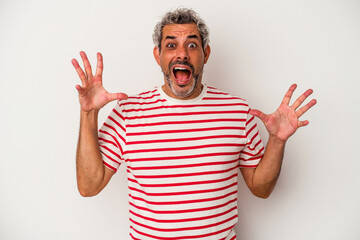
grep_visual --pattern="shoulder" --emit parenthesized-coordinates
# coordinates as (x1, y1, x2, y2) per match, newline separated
(114, 87, 165, 112)
(205, 85, 250, 109)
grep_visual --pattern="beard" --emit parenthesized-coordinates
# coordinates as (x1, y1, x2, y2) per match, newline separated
(165, 74, 199, 98)
(162, 60, 202, 98)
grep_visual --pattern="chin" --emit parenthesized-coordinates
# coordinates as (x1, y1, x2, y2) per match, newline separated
(167, 77, 198, 99)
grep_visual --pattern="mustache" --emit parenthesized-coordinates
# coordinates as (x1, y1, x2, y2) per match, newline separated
(169, 61, 195, 73)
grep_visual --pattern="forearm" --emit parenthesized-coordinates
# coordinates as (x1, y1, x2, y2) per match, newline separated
(76, 109, 105, 196)
(251, 137, 285, 198)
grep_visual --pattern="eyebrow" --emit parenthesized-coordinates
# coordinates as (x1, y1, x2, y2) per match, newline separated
(165, 36, 176, 40)
(188, 35, 199, 39)
(165, 35, 199, 40)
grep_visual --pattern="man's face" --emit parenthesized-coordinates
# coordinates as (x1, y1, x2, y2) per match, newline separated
(153, 23, 210, 99)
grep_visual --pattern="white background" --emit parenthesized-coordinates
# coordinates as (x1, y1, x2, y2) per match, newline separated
(1, 0, 359, 239)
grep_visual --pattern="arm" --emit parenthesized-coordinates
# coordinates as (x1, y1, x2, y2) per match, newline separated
(241, 84, 317, 198)
(76, 109, 114, 197)
(72, 51, 128, 197)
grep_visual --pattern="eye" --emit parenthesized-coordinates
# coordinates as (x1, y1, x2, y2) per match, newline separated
(167, 43, 176, 48)
(188, 43, 197, 48)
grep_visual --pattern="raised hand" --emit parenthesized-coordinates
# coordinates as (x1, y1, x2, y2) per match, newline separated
(250, 84, 317, 142)
(71, 51, 128, 112)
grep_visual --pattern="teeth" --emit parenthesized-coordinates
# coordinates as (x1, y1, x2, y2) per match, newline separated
(174, 67, 188, 71)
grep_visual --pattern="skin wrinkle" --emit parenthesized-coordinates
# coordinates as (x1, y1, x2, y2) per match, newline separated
(154, 23, 211, 100)
(152, 8, 210, 52)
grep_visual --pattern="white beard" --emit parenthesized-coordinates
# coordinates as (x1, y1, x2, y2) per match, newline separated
(165, 75, 198, 98)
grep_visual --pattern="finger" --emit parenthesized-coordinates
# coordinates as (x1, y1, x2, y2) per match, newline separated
(281, 84, 297, 106)
(296, 99, 317, 118)
(249, 109, 267, 122)
(107, 92, 129, 102)
(298, 120, 309, 127)
(95, 52, 104, 77)
(75, 84, 84, 94)
(291, 89, 313, 110)
(80, 51, 93, 77)
(71, 59, 87, 82)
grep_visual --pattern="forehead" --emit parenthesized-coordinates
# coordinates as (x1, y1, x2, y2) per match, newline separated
(162, 23, 201, 40)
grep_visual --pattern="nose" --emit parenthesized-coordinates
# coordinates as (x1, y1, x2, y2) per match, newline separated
(176, 45, 189, 61)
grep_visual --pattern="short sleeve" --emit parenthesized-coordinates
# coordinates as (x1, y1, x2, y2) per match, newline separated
(98, 102, 126, 172)
(239, 111, 265, 168)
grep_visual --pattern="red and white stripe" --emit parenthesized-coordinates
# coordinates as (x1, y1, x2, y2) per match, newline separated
(99, 85, 264, 239)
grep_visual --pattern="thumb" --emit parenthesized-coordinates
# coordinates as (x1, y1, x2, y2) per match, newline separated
(75, 84, 84, 94)
(249, 109, 267, 122)
(107, 92, 129, 102)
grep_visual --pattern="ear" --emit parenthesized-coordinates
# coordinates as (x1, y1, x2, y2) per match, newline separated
(153, 46, 161, 65)
(204, 45, 211, 64)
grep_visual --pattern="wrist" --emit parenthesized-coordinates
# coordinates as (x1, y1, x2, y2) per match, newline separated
(268, 135, 287, 147)
(80, 109, 99, 131)
(80, 108, 99, 117)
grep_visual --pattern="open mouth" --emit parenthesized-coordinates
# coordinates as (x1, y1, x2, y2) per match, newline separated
(171, 65, 192, 85)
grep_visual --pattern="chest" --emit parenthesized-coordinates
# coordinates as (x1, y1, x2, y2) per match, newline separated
(123, 105, 248, 177)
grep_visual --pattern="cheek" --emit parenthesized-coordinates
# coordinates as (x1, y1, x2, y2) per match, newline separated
(160, 55, 171, 66)
(193, 60, 205, 72)
(161, 59, 170, 69)
(192, 53, 205, 64)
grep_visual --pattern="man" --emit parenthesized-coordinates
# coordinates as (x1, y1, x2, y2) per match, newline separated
(71, 8, 316, 240)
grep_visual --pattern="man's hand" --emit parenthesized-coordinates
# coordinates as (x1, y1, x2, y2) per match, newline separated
(71, 51, 128, 112)
(241, 84, 317, 198)
(250, 84, 317, 142)
(72, 51, 126, 197)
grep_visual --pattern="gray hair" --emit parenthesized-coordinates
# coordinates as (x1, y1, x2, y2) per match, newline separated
(152, 8, 210, 51)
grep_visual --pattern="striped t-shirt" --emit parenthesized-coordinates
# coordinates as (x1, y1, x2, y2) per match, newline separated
(98, 84, 264, 240)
